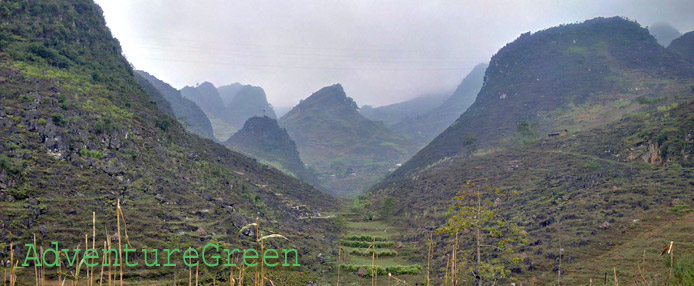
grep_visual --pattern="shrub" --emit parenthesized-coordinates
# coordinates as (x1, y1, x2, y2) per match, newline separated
(342, 235, 387, 242)
(340, 264, 420, 275)
(674, 255, 694, 285)
(339, 240, 394, 248)
(51, 113, 65, 126)
(350, 249, 397, 257)
(79, 148, 104, 159)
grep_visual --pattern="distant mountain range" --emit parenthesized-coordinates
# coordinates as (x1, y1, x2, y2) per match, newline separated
(180, 82, 276, 140)
(280, 84, 417, 197)
(360, 93, 449, 126)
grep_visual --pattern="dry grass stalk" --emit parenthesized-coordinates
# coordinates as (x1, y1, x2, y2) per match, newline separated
(106, 229, 112, 286)
(195, 264, 199, 286)
(444, 254, 450, 286)
(9, 242, 13, 286)
(39, 246, 44, 286)
(453, 231, 458, 286)
(33, 233, 38, 286)
(116, 199, 123, 286)
(613, 267, 618, 286)
(388, 273, 412, 286)
(92, 212, 96, 286)
(427, 233, 432, 286)
(371, 238, 376, 286)
(99, 241, 106, 286)
(85, 234, 89, 285)
(336, 247, 345, 286)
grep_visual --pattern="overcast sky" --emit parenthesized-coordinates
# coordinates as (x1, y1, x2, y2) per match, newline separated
(94, 0, 694, 108)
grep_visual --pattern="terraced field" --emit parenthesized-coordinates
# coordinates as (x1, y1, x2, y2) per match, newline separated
(335, 211, 425, 285)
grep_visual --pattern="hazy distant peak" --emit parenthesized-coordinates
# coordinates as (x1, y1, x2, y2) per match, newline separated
(293, 83, 358, 111)
(649, 22, 682, 47)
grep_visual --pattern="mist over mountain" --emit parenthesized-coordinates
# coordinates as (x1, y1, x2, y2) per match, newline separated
(648, 22, 682, 47)
(225, 116, 320, 188)
(360, 93, 448, 126)
(280, 84, 417, 197)
(135, 70, 215, 139)
(389, 17, 694, 179)
(274, 105, 293, 118)
(388, 63, 488, 146)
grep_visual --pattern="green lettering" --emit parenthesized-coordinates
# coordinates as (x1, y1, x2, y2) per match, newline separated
(243, 249, 259, 267)
(202, 243, 219, 267)
(102, 248, 119, 266)
(163, 248, 180, 267)
(223, 248, 240, 267)
(63, 248, 83, 267)
(84, 249, 99, 267)
(22, 243, 41, 267)
(123, 244, 138, 267)
(281, 249, 300, 267)
(42, 242, 60, 267)
(143, 248, 160, 267)
(263, 249, 279, 267)
(183, 248, 199, 267)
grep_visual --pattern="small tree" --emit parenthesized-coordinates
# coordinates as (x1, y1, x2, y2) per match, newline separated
(438, 179, 528, 286)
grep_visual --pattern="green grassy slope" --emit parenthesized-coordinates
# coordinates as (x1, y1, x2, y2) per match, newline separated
(0, 0, 338, 282)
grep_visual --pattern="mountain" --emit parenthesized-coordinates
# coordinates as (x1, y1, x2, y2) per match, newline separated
(217, 82, 243, 106)
(180, 82, 236, 140)
(0, 0, 338, 282)
(389, 63, 487, 146)
(367, 99, 694, 284)
(180, 81, 226, 118)
(366, 16, 694, 284)
(280, 84, 417, 197)
(388, 17, 694, 179)
(359, 93, 448, 126)
(224, 116, 320, 188)
(669, 31, 694, 61)
(648, 22, 682, 47)
(134, 70, 215, 139)
(224, 84, 277, 128)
